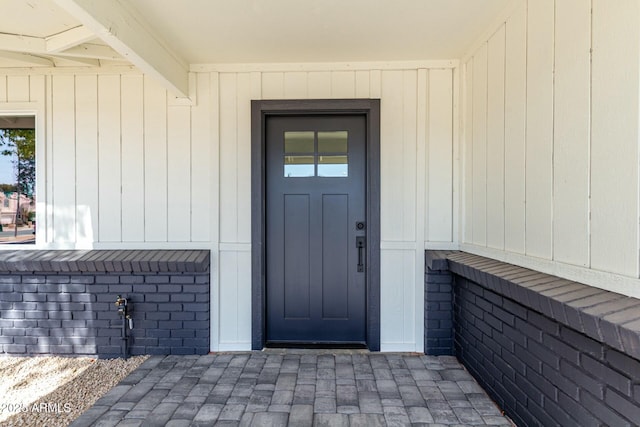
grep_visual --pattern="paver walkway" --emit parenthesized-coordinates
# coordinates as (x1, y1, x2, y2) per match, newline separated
(71, 351, 513, 427)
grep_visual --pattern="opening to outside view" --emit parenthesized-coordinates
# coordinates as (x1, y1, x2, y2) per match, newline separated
(0, 116, 35, 245)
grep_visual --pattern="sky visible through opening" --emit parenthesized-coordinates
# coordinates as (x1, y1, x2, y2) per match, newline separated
(0, 153, 16, 185)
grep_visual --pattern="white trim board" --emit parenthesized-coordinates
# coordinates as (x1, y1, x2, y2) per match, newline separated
(191, 60, 459, 73)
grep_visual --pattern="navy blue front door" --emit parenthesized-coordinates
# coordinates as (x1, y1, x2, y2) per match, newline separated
(265, 114, 367, 345)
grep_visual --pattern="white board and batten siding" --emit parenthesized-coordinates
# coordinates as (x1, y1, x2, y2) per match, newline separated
(461, 0, 640, 298)
(0, 63, 456, 352)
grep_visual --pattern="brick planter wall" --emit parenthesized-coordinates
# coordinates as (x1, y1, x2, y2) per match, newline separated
(0, 250, 210, 358)
(455, 276, 640, 426)
(427, 250, 640, 427)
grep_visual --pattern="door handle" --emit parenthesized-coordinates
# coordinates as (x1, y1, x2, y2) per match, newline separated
(356, 236, 366, 272)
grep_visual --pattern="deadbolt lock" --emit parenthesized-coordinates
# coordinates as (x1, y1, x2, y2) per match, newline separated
(356, 221, 366, 230)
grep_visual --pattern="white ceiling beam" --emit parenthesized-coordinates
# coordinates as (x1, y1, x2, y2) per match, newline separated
(0, 32, 114, 62)
(46, 26, 96, 53)
(53, 0, 189, 98)
(0, 33, 47, 54)
(0, 51, 54, 67)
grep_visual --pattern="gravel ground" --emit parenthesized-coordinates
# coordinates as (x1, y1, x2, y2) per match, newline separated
(0, 355, 147, 427)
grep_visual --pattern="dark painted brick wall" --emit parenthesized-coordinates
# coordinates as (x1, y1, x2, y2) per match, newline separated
(424, 266, 454, 355)
(424, 250, 457, 356)
(0, 250, 210, 358)
(437, 251, 640, 427)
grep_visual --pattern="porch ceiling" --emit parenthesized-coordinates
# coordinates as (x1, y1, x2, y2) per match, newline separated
(0, 0, 514, 95)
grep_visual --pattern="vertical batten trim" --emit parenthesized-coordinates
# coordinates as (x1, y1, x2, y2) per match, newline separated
(588, 0, 593, 271)
(416, 68, 428, 351)
(465, 59, 474, 244)
(210, 71, 220, 351)
(502, 24, 507, 252)
(485, 41, 490, 249)
(74, 76, 78, 244)
(165, 85, 169, 239)
(523, 0, 529, 256)
(452, 67, 460, 247)
(94, 76, 99, 242)
(550, 0, 556, 262)
(141, 76, 146, 242)
(47, 75, 54, 243)
(119, 75, 124, 243)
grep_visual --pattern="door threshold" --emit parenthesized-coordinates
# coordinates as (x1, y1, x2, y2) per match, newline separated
(262, 347, 370, 355)
(265, 341, 368, 350)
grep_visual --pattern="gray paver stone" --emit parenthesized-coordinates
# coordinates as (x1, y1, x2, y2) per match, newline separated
(356, 379, 377, 392)
(192, 403, 223, 425)
(133, 389, 169, 411)
(162, 395, 185, 404)
(337, 405, 360, 414)
(69, 405, 110, 427)
(458, 380, 484, 394)
(453, 406, 483, 424)
(399, 385, 426, 406)
(218, 403, 246, 421)
(271, 390, 294, 405)
(349, 413, 387, 427)
(314, 396, 337, 413)
(313, 413, 349, 427)
(267, 404, 291, 412)
(358, 392, 383, 414)
(288, 404, 314, 426)
(119, 382, 155, 403)
(93, 412, 126, 427)
(226, 396, 250, 405)
(383, 406, 411, 426)
(115, 420, 142, 427)
(95, 385, 133, 406)
(183, 395, 206, 404)
(123, 409, 150, 419)
(419, 385, 445, 400)
(316, 379, 336, 397)
(188, 383, 214, 397)
(171, 402, 200, 420)
(408, 406, 435, 423)
(293, 384, 316, 405)
(164, 421, 191, 427)
(336, 385, 358, 406)
(112, 402, 136, 411)
(381, 398, 404, 407)
(448, 399, 472, 408)
(239, 413, 254, 427)
(250, 412, 289, 427)
(376, 379, 401, 399)
(275, 373, 297, 390)
(441, 369, 473, 381)
(140, 402, 179, 426)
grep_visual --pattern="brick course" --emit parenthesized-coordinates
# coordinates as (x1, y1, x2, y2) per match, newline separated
(0, 250, 210, 357)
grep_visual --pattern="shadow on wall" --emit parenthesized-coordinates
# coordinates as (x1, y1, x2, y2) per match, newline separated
(48, 205, 95, 246)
